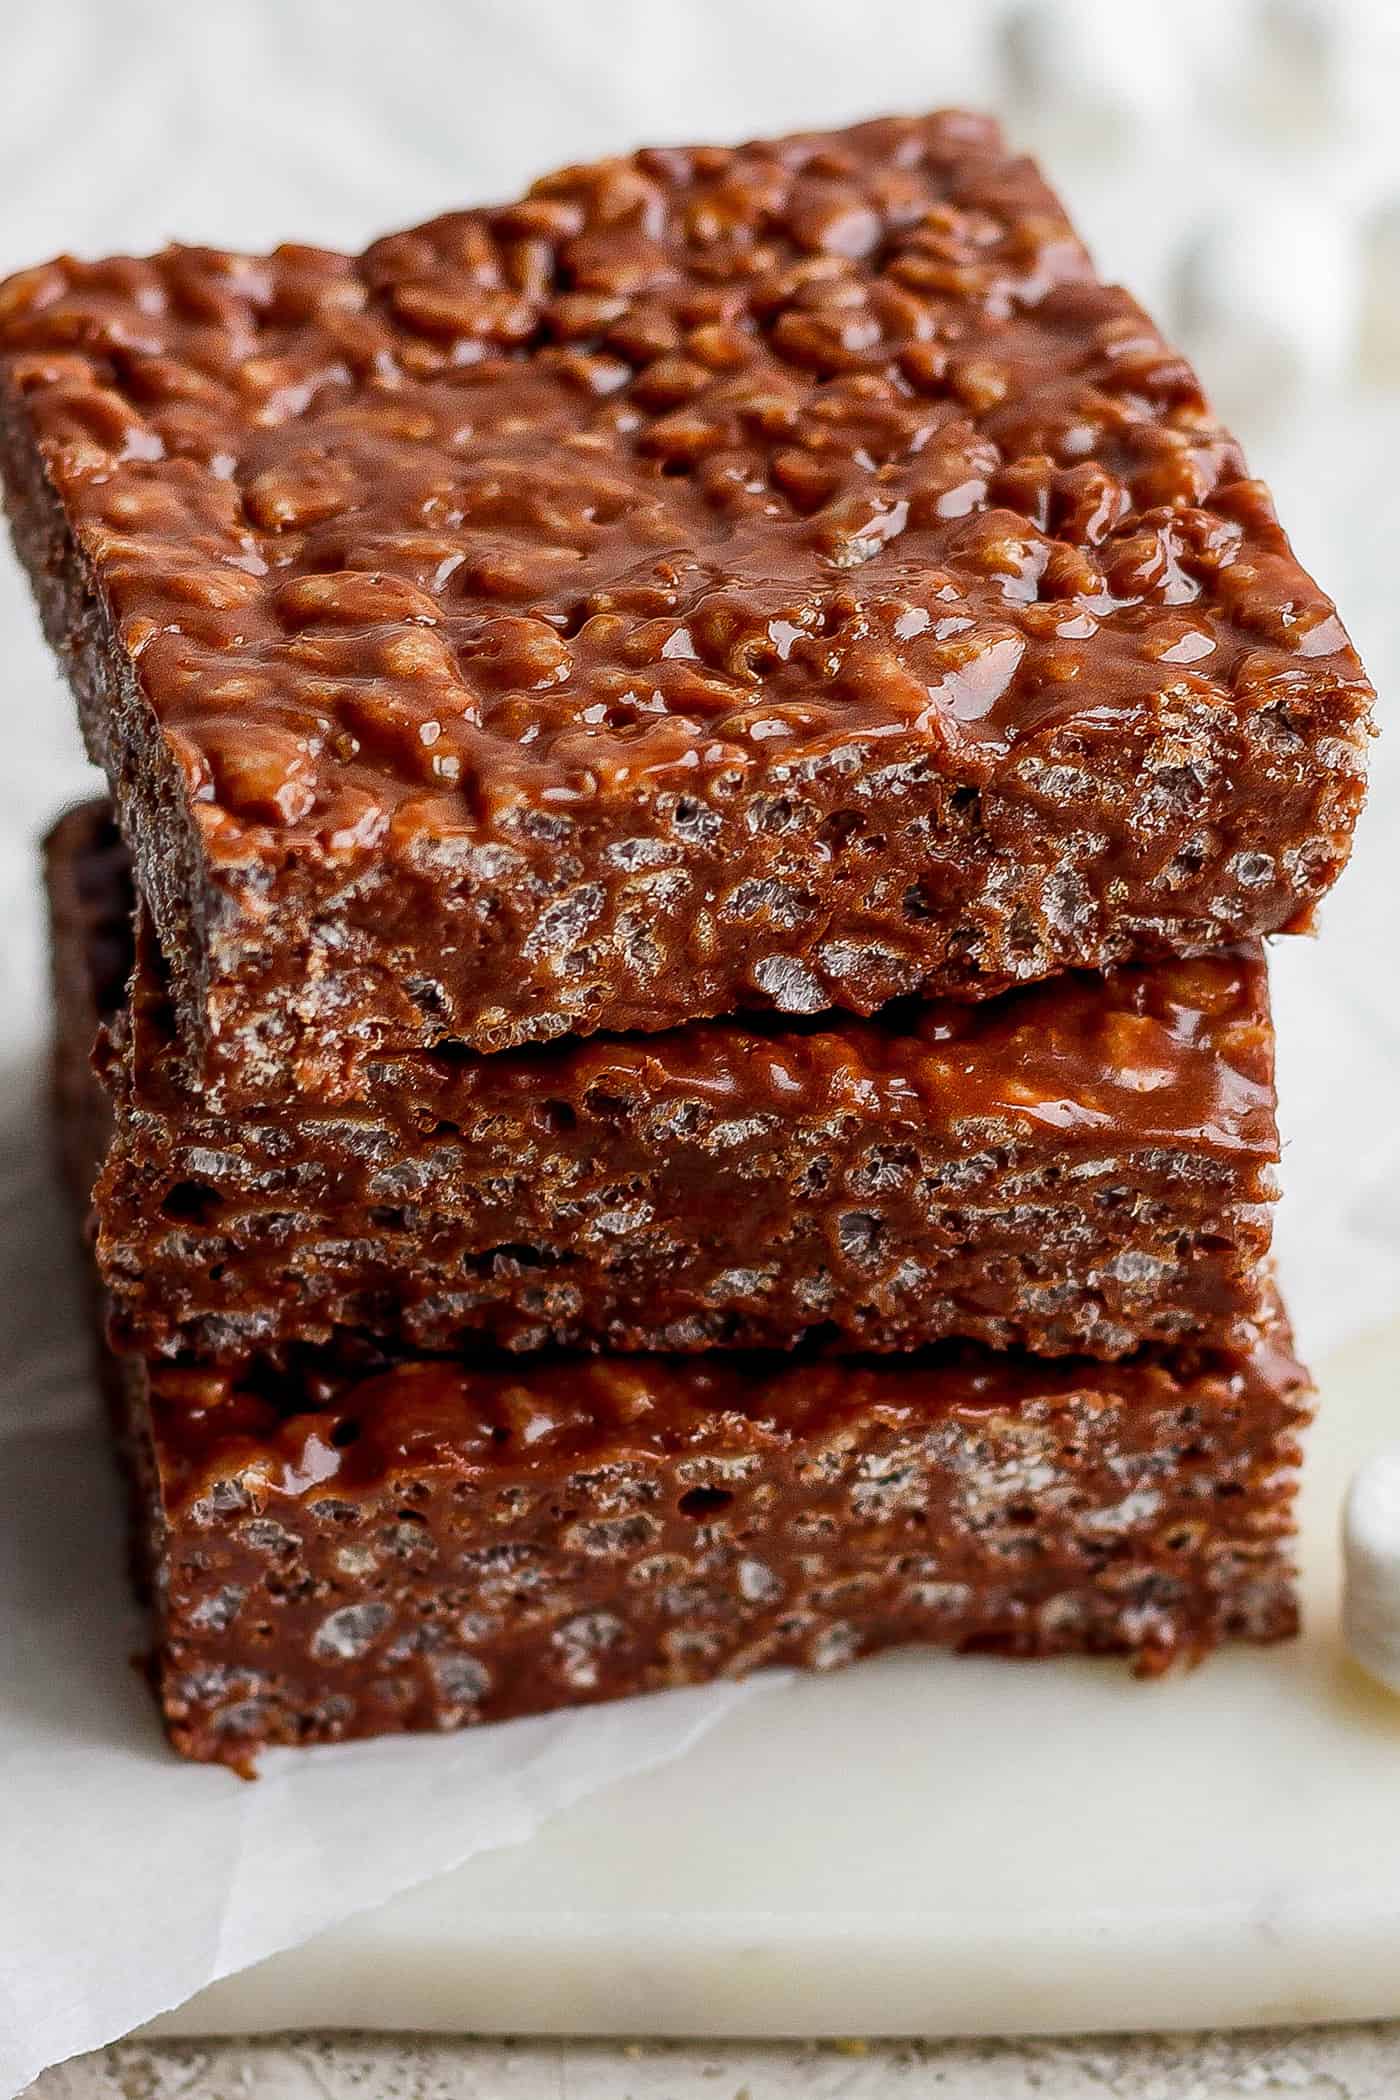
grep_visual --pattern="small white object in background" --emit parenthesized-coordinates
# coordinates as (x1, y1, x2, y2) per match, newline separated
(1358, 200, 1400, 383)
(1343, 1453, 1400, 1693)
(1247, 0, 1347, 140)
(1171, 198, 1360, 425)
(1000, 0, 1184, 148)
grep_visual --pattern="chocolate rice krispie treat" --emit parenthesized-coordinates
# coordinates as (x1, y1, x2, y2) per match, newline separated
(5, 113, 1372, 1092)
(114, 1314, 1309, 1769)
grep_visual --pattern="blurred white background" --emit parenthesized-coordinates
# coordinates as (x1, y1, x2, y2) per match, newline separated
(0, 0, 1395, 1345)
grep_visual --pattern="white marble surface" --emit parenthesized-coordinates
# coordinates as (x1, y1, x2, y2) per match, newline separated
(5, 0, 1400, 2092)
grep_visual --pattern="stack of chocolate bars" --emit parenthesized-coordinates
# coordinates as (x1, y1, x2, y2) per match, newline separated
(2, 114, 1371, 1766)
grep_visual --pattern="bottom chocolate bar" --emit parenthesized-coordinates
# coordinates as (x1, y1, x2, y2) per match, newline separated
(119, 1326, 1306, 1768)
(48, 799, 1311, 1770)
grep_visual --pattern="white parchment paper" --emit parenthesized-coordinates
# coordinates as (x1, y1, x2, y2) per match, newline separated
(0, 1131, 777, 2093)
(1, 0, 1397, 2090)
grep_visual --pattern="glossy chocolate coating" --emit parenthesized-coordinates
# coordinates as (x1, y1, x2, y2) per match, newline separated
(52, 802, 1278, 1364)
(5, 114, 1372, 1083)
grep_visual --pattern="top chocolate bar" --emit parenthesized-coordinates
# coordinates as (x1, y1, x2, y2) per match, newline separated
(0, 113, 1372, 1082)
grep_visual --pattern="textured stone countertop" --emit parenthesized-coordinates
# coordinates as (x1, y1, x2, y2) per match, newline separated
(29, 2027, 1400, 2098)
